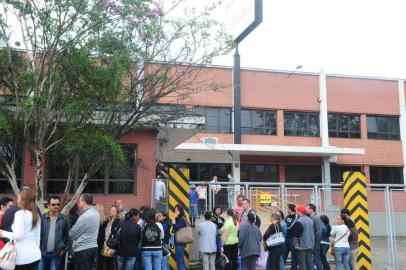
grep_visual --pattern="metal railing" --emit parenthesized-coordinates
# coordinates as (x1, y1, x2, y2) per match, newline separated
(150, 179, 406, 269)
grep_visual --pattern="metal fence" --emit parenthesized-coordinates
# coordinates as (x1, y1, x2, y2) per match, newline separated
(183, 181, 406, 269)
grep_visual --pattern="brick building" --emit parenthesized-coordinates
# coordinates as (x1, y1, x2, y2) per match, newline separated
(2, 65, 406, 211)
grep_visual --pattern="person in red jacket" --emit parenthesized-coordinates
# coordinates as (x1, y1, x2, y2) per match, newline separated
(0, 197, 14, 250)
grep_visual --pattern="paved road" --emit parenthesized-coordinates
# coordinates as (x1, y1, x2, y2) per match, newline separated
(190, 217, 406, 269)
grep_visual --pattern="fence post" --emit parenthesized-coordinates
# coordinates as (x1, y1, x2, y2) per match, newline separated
(280, 184, 286, 213)
(384, 186, 398, 269)
(245, 183, 250, 202)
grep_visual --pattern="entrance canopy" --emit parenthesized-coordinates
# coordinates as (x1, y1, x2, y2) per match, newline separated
(175, 143, 364, 157)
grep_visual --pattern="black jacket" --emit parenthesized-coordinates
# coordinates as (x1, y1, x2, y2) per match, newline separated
(40, 213, 70, 255)
(117, 220, 141, 257)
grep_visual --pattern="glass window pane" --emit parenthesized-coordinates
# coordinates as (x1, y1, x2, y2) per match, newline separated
(84, 181, 105, 194)
(389, 117, 400, 134)
(338, 115, 349, 131)
(308, 113, 319, 130)
(252, 111, 264, 128)
(206, 108, 218, 118)
(206, 116, 218, 127)
(192, 107, 205, 116)
(392, 169, 403, 184)
(349, 116, 360, 132)
(241, 110, 251, 128)
(109, 181, 133, 194)
(367, 116, 377, 133)
(369, 167, 379, 183)
(219, 109, 231, 127)
(285, 165, 321, 183)
(377, 117, 388, 133)
(328, 114, 337, 131)
(284, 112, 294, 129)
(264, 111, 276, 129)
(296, 113, 306, 129)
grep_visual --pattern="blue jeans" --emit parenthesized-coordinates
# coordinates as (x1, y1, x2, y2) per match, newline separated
(279, 255, 285, 270)
(334, 247, 351, 270)
(116, 255, 136, 270)
(283, 238, 297, 270)
(161, 243, 169, 270)
(175, 244, 186, 270)
(321, 244, 331, 270)
(142, 250, 162, 270)
(313, 242, 323, 270)
(38, 252, 62, 270)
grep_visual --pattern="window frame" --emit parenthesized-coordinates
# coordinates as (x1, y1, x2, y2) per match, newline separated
(284, 111, 320, 137)
(241, 109, 276, 135)
(193, 106, 232, 134)
(240, 164, 279, 183)
(369, 166, 404, 185)
(328, 113, 361, 139)
(46, 144, 137, 195)
(285, 165, 322, 184)
(367, 115, 400, 140)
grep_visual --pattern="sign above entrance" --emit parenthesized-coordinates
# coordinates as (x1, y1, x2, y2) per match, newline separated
(200, 137, 219, 144)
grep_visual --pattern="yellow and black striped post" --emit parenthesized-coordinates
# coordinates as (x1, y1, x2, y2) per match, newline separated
(343, 171, 372, 270)
(168, 167, 190, 270)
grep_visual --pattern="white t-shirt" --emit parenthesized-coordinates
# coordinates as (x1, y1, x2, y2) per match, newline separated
(155, 180, 166, 200)
(210, 180, 221, 193)
(330, 224, 350, 248)
(3, 210, 41, 265)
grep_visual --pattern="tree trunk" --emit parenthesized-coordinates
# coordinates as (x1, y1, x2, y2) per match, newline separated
(35, 150, 45, 213)
(60, 156, 78, 210)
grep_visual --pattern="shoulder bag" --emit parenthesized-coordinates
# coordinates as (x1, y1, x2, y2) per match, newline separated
(0, 240, 16, 270)
(328, 228, 349, 256)
(106, 226, 121, 249)
(175, 218, 193, 244)
(266, 223, 285, 248)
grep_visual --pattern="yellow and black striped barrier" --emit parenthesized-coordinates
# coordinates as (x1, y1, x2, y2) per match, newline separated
(343, 171, 372, 270)
(168, 167, 190, 270)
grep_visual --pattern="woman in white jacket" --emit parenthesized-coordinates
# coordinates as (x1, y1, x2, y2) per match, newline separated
(0, 186, 41, 270)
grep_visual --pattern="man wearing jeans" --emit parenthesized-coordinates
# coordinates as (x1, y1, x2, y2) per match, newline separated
(39, 195, 70, 270)
(294, 205, 314, 270)
(198, 211, 217, 270)
(306, 203, 323, 270)
(69, 194, 100, 270)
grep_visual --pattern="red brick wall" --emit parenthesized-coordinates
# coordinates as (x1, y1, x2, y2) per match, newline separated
(327, 76, 399, 115)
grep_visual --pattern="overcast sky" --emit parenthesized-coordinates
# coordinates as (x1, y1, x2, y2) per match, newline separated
(212, 0, 406, 79)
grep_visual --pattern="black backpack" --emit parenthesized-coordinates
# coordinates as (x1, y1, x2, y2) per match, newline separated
(142, 222, 161, 245)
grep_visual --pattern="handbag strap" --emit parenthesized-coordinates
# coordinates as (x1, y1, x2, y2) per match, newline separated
(333, 228, 349, 245)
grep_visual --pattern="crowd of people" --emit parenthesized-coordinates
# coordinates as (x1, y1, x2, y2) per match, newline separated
(0, 186, 360, 270)
(0, 187, 190, 270)
(196, 194, 360, 270)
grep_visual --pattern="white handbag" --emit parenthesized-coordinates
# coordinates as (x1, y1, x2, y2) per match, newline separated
(266, 223, 285, 247)
(0, 240, 16, 270)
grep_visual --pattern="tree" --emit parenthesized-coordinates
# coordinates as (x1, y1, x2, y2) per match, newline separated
(0, 0, 231, 213)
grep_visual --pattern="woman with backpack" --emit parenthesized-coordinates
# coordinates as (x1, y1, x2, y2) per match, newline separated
(116, 208, 141, 270)
(172, 204, 188, 270)
(157, 211, 171, 270)
(141, 208, 164, 270)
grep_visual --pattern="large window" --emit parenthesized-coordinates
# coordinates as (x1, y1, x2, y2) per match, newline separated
(193, 107, 231, 133)
(47, 144, 136, 194)
(240, 164, 279, 182)
(284, 111, 319, 137)
(285, 165, 322, 183)
(0, 144, 24, 194)
(241, 109, 276, 135)
(369, 166, 403, 184)
(367, 116, 400, 140)
(330, 165, 363, 183)
(328, 114, 360, 138)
